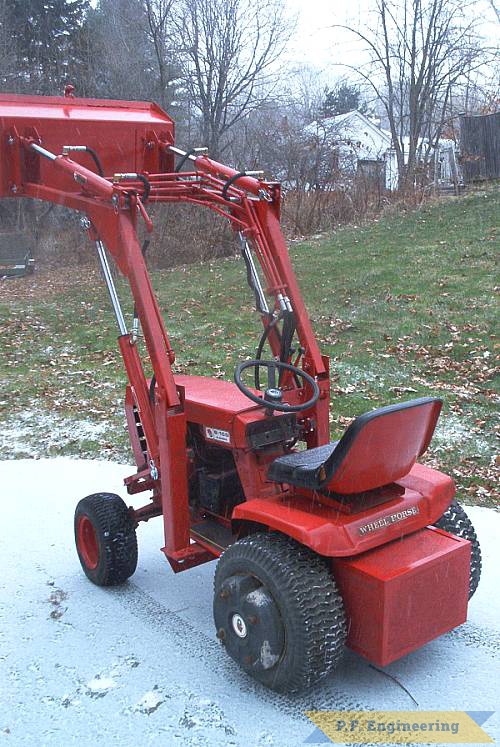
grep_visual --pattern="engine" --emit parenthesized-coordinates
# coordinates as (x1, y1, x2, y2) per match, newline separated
(187, 424, 244, 518)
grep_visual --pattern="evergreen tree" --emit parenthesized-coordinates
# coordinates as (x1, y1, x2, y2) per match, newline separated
(4, 0, 89, 94)
(320, 83, 367, 119)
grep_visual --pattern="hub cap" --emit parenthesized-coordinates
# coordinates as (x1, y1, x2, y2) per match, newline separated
(231, 613, 248, 638)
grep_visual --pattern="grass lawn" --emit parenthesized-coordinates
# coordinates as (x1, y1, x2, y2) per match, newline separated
(0, 187, 498, 506)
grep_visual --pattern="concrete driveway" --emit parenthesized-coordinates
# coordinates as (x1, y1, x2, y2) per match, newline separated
(0, 459, 498, 746)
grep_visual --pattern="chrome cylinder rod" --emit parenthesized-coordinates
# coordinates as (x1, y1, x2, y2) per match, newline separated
(30, 143, 57, 161)
(95, 240, 127, 335)
(238, 232, 269, 315)
(168, 145, 208, 162)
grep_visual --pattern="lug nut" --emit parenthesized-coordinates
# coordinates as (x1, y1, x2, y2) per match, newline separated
(248, 615, 259, 625)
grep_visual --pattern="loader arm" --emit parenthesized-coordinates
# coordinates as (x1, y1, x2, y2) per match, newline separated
(0, 92, 329, 569)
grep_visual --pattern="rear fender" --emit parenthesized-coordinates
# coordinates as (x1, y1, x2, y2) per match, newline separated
(232, 463, 455, 557)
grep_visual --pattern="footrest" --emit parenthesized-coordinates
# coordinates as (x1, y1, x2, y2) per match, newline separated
(191, 519, 235, 555)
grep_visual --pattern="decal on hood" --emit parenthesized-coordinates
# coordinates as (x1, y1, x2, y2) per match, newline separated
(204, 426, 231, 444)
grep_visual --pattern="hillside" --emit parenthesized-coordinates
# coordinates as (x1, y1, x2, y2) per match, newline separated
(0, 188, 498, 506)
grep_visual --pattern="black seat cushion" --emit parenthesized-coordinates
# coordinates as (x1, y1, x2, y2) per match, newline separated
(267, 397, 442, 493)
(267, 442, 338, 489)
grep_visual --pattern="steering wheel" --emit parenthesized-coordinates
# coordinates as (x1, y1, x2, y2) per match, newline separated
(234, 359, 320, 413)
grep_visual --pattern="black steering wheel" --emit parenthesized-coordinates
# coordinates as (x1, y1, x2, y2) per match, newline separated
(234, 359, 320, 413)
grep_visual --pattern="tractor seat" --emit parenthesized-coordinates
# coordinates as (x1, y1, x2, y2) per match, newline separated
(268, 397, 442, 494)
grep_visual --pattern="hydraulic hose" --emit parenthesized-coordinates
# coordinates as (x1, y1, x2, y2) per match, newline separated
(174, 148, 198, 173)
(84, 146, 104, 177)
(254, 311, 284, 389)
(112, 173, 151, 202)
(61, 145, 104, 177)
(135, 174, 151, 203)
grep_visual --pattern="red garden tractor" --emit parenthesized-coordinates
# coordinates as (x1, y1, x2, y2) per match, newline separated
(0, 92, 481, 692)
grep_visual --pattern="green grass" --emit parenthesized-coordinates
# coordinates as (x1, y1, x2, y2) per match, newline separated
(0, 187, 498, 505)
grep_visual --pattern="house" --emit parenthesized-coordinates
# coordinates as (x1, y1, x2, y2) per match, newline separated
(307, 110, 459, 191)
(306, 110, 396, 189)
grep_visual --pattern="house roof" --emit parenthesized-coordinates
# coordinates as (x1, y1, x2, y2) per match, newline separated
(306, 110, 393, 160)
(309, 110, 393, 148)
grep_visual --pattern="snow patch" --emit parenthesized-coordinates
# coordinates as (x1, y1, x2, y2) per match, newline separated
(246, 587, 270, 608)
(85, 676, 117, 698)
(131, 689, 164, 715)
(179, 696, 235, 736)
(433, 412, 490, 453)
(0, 408, 110, 458)
(260, 640, 280, 670)
(60, 695, 81, 709)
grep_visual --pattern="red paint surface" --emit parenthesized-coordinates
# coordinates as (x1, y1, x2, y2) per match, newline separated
(332, 527, 471, 666)
(76, 515, 99, 570)
(232, 462, 456, 556)
(325, 399, 442, 493)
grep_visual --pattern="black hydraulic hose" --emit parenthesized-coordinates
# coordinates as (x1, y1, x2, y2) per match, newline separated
(222, 172, 247, 201)
(280, 311, 297, 382)
(277, 310, 301, 388)
(133, 238, 150, 344)
(254, 310, 301, 390)
(84, 146, 104, 177)
(280, 311, 295, 362)
(175, 148, 198, 173)
(254, 311, 284, 389)
(135, 174, 151, 203)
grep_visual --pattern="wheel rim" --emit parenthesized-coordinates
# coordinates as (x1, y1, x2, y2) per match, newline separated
(214, 574, 285, 673)
(77, 515, 99, 570)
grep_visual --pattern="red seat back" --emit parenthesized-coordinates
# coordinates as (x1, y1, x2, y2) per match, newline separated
(324, 398, 442, 494)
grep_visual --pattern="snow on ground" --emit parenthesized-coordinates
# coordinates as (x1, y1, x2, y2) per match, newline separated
(0, 410, 117, 459)
(0, 458, 498, 747)
(432, 412, 491, 456)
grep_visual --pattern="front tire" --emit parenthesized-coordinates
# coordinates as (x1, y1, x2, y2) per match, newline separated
(213, 532, 346, 693)
(74, 492, 138, 586)
(434, 499, 481, 599)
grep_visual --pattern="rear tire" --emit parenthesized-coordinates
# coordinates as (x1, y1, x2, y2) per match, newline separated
(74, 492, 138, 586)
(434, 499, 481, 599)
(213, 532, 346, 693)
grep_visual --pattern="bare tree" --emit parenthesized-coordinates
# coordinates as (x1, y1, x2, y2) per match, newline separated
(286, 64, 329, 123)
(335, 0, 494, 189)
(487, 0, 500, 23)
(176, 0, 293, 156)
(143, 0, 183, 110)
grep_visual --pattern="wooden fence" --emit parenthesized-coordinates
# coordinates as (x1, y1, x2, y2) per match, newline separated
(459, 112, 500, 182)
